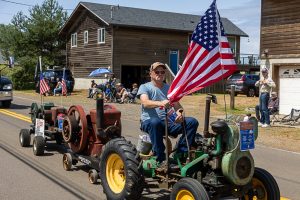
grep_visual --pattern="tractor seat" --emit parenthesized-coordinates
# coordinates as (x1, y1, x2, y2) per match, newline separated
(210, 120, 228, 135)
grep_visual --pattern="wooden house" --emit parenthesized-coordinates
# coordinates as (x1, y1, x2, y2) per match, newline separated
(59, 2, 248, 89)
(260, 0, 300, 114)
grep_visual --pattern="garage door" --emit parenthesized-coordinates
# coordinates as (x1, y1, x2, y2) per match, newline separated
(279, 66, 300, 114)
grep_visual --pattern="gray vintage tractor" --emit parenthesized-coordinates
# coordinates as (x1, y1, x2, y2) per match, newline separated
(98, 94, 280, 200)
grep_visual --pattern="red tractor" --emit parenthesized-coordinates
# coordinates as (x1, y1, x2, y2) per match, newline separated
(61, 99, 122, 183)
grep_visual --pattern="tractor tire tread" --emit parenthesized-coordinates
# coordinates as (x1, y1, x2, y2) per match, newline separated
(100, 138, 144, 200)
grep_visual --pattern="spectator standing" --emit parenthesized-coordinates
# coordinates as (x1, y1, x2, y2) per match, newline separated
(255, 68, 276, 127)
(255, 92, 279, 122)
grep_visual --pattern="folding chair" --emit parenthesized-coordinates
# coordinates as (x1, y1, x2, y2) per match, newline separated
(270, 110, 280, 125)
(280, 108, 300, 126)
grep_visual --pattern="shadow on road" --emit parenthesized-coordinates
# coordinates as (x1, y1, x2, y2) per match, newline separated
(10, 103, 31, 110)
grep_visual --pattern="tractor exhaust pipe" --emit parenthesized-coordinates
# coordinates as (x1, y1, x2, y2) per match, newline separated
(203, 94, 217, 138)
(96, 98, 105, 137)
(203, 96, 211, 138)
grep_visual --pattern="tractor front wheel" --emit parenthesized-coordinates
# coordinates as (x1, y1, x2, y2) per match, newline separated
(99, 138, 144, 200)
(88, 169, 98, 184)
(171, 178, 209, 200)
(242, 167, 280, 200)
(62, 153, 73, 171)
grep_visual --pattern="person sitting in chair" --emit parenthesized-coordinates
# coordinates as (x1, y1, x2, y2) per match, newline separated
(116, 83, 128, 103)
(137, 62, 198, 170)
(87, 80, 97, 98)
(255, 91, 279, 125)
(53, 78, 62, 96)
(121, 83, 139, 103)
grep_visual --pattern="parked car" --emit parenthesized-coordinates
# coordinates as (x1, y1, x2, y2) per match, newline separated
(0, 76, 13, 107)
(226, 73, 260, 97)
(35, 68, 75, 94)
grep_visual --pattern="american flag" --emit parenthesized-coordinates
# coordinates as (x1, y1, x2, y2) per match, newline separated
(40, 73, 50, 95)
(168, 0, 237, 102)
(61, 68, 67, 96)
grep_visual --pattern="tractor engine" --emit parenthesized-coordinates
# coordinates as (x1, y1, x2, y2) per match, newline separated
(62, 99, 121, 157)
(194, 95, 257, 190)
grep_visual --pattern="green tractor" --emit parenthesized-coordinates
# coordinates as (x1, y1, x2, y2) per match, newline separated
(98, 94, 280, 200)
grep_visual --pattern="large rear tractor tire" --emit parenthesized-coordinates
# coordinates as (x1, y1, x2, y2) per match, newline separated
(170, 177, 210, 200)
(19, 129, 31, 147)
(242, 167, 280, 200)
(99, 138, 144, 200)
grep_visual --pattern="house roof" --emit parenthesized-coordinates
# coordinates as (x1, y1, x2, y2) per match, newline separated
(60, 2, 248, 37)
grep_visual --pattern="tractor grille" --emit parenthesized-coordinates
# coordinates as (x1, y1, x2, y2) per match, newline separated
(236, 156, 252, 179)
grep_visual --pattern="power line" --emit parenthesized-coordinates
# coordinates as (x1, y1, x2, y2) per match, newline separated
(0, 0, 74, 11)
(0, 0, 32, 7)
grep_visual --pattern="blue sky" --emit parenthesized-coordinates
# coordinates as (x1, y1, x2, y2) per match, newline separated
(0, 0, 260, 54)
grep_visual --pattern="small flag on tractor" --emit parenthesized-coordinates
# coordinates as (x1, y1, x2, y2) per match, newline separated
(61, 68, 67, 96)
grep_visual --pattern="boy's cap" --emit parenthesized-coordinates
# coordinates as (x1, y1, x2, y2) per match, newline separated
(262, 68, 268, 73)
(150, 62, 166, 71)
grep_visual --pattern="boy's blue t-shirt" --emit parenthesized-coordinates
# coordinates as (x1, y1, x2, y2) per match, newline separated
(137, 82, 169, 122)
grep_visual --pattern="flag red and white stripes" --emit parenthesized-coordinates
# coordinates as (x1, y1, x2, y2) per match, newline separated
(40, 73, 50, 95)
(168, 0, 237, 102)
(61, 68, 67, 96)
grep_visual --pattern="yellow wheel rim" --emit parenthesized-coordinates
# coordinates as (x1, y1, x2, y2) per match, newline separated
(176, 189, 195, 200)
(106, 153, 126, 194)
(244, 178, 267, 200)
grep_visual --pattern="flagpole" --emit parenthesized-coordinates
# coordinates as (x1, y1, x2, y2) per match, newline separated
(39, 56, 43, 105)
(215, 0, 228, 119)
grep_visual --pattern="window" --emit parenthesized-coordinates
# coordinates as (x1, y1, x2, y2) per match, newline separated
(84, 31, 88, 44)
(98, 28, 105, 44)
(71, 33, 77, 47)
(227, 36, 236, 55)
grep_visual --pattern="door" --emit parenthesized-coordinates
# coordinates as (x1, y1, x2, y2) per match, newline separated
(279, 66, 300, 114)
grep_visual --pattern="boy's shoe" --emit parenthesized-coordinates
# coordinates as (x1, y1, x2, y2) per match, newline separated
(262, 124, 270, 128)
(258, 122, 263, 127)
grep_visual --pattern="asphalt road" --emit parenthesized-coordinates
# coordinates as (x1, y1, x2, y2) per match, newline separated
(0, 94, 299, 200)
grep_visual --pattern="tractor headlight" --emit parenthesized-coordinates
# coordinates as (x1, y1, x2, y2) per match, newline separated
(3, 84, 12, 90)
